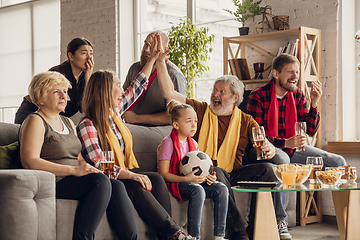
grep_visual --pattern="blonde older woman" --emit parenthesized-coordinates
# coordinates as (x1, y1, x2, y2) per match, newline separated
(19, 71, 141, 240)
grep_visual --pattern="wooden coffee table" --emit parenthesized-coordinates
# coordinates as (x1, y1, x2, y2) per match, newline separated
(232, 181, 360, 240)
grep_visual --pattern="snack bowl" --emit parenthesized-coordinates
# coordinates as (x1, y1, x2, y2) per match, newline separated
(295, 164, 312, 184)
(325, 167, 346, 183)
(326, 166, 357, 183)
(316, 170, 342, 187)
(343, 166, 357, 183)
(273, 164, 311, 185)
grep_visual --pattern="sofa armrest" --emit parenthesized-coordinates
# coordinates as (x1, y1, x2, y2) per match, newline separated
(0, 169, 56, 240)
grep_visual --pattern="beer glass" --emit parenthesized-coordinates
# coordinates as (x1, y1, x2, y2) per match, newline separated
(252, 126, 267, 160)
(295, 122, 306, 151)
(306, 157, 323, 183)
(101, 151, 115, 179)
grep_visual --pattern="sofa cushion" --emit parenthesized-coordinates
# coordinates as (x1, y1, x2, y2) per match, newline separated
(125, 123, 172, 172)
(0, 141, 22, 169)
(0, 122, 20, 146)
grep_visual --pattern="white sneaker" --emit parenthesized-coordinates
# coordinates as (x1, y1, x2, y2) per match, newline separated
(277, 220, 292, 239)
(214, 237, 227, 240)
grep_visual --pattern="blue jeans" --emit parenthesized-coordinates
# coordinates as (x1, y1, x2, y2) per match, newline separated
(178, 181, 229, 239)
(271, 145, 347, 168)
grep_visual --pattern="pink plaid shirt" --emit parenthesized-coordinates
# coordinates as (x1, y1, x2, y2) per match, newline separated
(77, 72, 148, 172)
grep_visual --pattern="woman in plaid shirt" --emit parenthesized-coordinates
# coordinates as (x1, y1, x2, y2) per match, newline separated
(77, 34, 195, 240)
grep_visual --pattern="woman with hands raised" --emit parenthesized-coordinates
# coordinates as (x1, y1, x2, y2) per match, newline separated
(77, 33, 195, 240)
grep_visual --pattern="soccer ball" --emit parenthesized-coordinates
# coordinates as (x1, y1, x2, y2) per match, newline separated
(180, 151, 214, 176)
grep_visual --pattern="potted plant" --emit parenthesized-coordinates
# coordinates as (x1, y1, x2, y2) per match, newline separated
(167, 17, 215, 98)
(224, 0, 265, 35)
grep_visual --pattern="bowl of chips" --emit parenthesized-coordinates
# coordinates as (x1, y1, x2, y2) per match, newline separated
(325, 167, 346, 183)
(326, 165, 357, 183)
(316, 170, 342, 187)
(342, 165, 357, 183)
(273, 164, 312, 185)
(295, 164, 312, 184)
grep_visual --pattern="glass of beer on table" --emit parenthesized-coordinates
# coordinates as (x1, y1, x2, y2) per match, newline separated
(101, 151, 115, 179)
(306, 157, 323, 183)
(295, 122, 306, 151)
(252, 126, 267, 160)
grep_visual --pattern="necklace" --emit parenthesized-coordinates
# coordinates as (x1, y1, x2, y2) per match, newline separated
(38, 109, 63, 132)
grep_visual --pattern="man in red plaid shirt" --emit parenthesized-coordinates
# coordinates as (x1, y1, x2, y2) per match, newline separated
(247, 53, 346, 167)
(247, 54, 346, 239)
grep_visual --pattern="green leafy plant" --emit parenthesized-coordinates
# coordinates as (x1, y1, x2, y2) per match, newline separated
(167, 17, 215, 98)
(224, 0, 264, 27)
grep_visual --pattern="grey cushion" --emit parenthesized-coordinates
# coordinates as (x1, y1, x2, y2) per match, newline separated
(0, 122, 20, 146)
(125, 123, 172, 172)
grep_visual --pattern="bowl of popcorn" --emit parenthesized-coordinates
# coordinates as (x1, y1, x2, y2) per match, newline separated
(316, 170, 342, 187)
(273, 164, 312, 186)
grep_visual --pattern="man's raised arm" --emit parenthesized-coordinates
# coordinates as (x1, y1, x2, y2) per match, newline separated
(156, 50, 186, 104)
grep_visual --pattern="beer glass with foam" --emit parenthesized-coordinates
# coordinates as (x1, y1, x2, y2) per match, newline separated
(101, 151, 115, 179)
(252, 126, 267, 160)
(306, 157, 323, 183)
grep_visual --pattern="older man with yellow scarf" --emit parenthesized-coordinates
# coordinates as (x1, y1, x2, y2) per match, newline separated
(156, 50, 290, 239)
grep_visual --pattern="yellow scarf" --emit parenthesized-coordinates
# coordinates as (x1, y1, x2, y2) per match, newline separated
(198, 106, 242, 173)
(105, 110, 139, 169)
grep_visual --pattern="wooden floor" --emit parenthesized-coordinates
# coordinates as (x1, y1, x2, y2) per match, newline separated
(290, 222, 339, 240)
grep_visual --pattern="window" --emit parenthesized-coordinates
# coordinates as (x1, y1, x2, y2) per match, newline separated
(137, 0, 239, 102)
(0, 0, 59, 122)
(0, 0, 30, 8)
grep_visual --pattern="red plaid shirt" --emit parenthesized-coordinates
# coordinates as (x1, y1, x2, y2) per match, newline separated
(247, 79, 320, 157)
(77, 72, 148, 172)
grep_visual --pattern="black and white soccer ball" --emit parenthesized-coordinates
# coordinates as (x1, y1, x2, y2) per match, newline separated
(180, 151, 214, 176)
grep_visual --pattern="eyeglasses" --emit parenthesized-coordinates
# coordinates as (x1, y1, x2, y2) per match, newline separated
(211, 88, 230, 96)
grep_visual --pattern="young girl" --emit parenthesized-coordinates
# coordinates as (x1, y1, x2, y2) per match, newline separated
(157, 100, 229, 240)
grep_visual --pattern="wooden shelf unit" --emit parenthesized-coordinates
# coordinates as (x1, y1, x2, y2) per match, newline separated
(223, 26, 322, 148)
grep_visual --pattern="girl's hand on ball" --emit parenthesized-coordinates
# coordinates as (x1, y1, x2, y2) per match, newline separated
(186, 169, 205, 184)
(205, 172, 216, 185)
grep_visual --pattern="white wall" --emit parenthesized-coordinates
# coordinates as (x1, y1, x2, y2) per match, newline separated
(60, 0, 117, 71)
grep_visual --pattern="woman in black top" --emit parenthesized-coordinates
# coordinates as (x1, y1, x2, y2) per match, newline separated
(15, 37, 94, 124)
